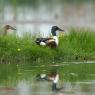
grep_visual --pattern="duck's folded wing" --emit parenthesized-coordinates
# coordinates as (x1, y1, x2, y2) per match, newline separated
(36, 38, 52, 44)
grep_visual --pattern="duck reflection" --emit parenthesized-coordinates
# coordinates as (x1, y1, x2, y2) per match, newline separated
(36, 71, 63, 92)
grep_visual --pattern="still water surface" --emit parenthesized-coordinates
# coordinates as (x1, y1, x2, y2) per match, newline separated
(0, 63, 95, 95)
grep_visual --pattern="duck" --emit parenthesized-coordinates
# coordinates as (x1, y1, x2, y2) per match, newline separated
(35, 26, 64, 48)
(3, 25, 16, 36)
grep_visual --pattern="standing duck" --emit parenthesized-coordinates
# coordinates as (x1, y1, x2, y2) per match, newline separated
(36, 26, 64, 48)
(3, 25, 16, 36)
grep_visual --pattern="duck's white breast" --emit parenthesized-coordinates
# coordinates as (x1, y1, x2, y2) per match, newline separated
(53, 36, 58, 45)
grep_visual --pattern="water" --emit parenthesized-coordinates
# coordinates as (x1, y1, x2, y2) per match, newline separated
(0, 63, 95, 95)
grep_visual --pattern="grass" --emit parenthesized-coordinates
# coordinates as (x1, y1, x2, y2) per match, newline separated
(58, 28, 95, 61)
(0, 28, 95, 64)
(0, 34, 56, 64)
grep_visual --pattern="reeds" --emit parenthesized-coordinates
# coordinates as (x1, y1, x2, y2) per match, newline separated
(58, 28, 95, 61)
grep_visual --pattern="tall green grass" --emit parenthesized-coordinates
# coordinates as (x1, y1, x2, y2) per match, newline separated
(0, 28, 95, 64)
(0, 34, 56, 64)
(59, 28, 95, 61)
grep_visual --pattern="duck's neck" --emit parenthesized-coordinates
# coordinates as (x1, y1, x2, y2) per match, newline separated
(51, 30, 57, 36)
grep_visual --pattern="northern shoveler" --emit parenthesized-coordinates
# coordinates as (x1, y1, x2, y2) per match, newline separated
(36, 26, 64, 48)
(3, 25, 16, 36)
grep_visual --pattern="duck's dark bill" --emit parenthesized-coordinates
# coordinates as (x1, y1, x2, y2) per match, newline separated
(58, 28, 64, 31)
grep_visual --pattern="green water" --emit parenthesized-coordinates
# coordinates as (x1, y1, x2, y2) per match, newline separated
(0, 63, 95, 95)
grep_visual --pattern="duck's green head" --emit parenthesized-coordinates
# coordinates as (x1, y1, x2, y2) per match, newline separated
(51, 26, 64, 36)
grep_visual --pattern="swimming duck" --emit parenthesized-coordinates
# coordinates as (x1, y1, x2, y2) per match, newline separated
(3, 25, 16, 36)
(36, 26, 64, 48)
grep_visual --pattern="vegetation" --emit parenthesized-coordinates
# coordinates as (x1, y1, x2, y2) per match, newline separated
(59, 28, 95, 62)
(0, 28, 95, 64)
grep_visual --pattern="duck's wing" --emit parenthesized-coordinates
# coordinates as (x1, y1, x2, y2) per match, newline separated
(36, 38, 52, 45)
(36, 38, 52, 41)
